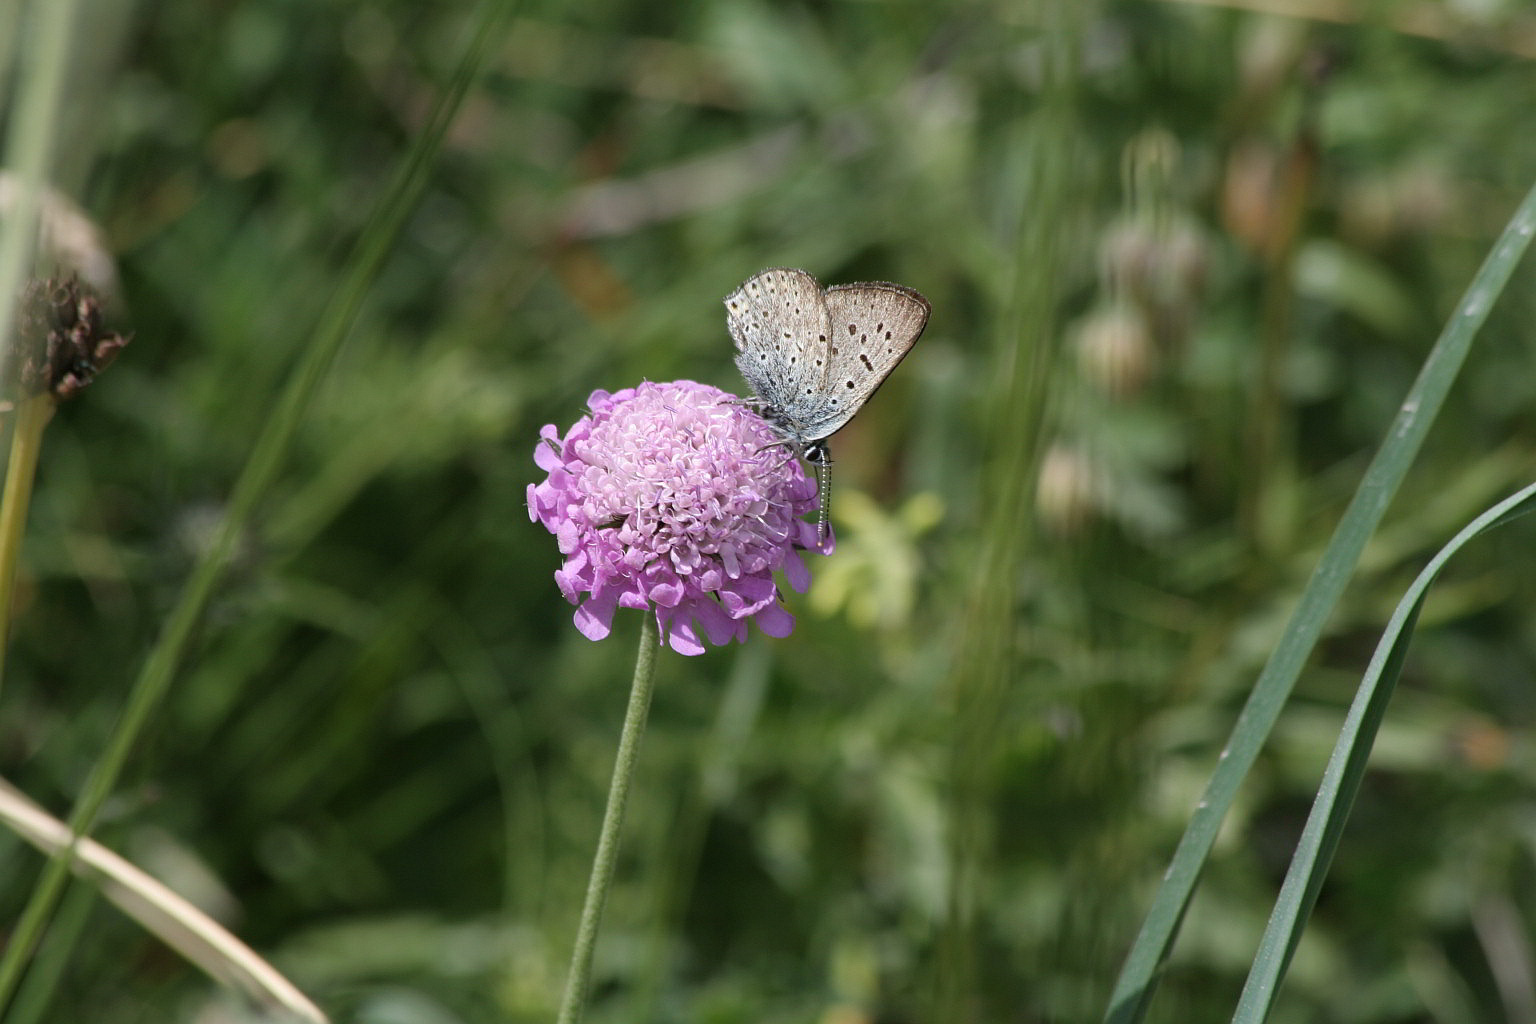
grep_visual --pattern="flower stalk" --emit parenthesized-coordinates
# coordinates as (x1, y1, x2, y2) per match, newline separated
(0, 275, 127, 1008)
(556, 612, 660, 1024)
(0, 392, 53, 690)
(0, 276, 130, 695)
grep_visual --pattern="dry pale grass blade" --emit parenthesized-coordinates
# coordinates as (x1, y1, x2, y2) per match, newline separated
(0, 779, 327, 1023)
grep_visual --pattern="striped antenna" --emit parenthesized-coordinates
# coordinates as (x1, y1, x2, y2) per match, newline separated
(806, 442, 832, 546)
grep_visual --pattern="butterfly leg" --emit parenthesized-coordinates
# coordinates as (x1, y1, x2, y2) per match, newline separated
(752, 436, 801, 472)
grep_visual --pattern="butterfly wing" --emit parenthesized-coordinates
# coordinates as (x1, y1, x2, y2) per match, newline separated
(799, 281, 930, 441)
(725, 268, 833, 434)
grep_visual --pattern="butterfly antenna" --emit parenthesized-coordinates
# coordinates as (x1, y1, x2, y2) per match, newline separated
(808, 443, 832, 546)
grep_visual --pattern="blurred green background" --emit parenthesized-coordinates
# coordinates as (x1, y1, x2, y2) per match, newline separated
(5, 0, 1536, 1021)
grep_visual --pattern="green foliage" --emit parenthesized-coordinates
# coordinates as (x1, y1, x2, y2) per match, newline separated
(3, 0, 1536, 1022)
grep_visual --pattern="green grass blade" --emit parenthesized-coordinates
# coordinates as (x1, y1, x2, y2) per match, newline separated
(1233, 480, 1536, 1023)
(1104, 176, 1536, 1024)
(0, 1, 514, 1012)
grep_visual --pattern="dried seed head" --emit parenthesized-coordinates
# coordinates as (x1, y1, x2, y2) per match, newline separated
(15, 276, 130, 401)
(1100, 214, 1209, 317)
(1036, 442, 1101, 537)
(1075, 303, 1155, 399)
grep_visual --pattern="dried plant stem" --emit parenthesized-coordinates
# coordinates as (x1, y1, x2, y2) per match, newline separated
(0, 778, 326, 1022)
(0, 394, 53, 691)
(556, 613, 659, 1024)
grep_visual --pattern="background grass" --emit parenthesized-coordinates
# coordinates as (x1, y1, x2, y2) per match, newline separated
(4, 1, 1536, 1022)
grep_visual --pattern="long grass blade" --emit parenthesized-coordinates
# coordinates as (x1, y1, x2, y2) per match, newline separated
(1233, 480, 1536, 1022)
(1104, 176, 1536, 1023)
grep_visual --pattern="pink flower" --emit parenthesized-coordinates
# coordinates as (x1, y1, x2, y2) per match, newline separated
(527, 381, 830, 655)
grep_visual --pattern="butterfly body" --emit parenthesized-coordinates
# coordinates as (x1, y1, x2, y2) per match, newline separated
(725, 267, 930, 540)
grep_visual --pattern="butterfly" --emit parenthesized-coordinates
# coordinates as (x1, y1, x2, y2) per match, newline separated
(725, 267, 931, 543)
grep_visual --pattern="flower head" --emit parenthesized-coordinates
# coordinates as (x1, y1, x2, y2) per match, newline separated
(16, 276, 129, 401)
(527, 380, 830, 655)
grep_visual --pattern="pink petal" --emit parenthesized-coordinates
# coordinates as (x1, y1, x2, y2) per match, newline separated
(556, 518, 581, 554)
(649, 580, 685, 607)
(573, 593, 617, 641)
(782, 549, 811, 593)
(664, 616, 706, 656)
(534, 426, 564, 471)
(693, 599, 741, 645)
(754, 602, 794, 638)
(719, 574, 776, 617)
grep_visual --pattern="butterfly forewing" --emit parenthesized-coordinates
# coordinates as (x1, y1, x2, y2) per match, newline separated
(805, 282, 931, 440)
(725, 268, 832, 422)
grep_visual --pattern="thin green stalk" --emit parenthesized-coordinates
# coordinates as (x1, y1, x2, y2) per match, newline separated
(5, 870, 95, 1024)
(1241, 130, 1316, 557)
(557, 614, 660, 1024)
(934, 3, 1080, 1019)
(0, 394, 52, 690)
(0, 2, 26, 119)
(0, 3, 513, 1011)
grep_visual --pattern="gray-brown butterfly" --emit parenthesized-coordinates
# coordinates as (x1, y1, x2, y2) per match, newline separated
(725, 267, 931, 543)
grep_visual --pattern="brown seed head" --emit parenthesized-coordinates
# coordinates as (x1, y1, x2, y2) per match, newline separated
(15, 276, 129, 401)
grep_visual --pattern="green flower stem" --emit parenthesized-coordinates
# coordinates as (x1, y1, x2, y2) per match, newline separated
(0, 394, 54, 692)
(556, 613, 660, 1024)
